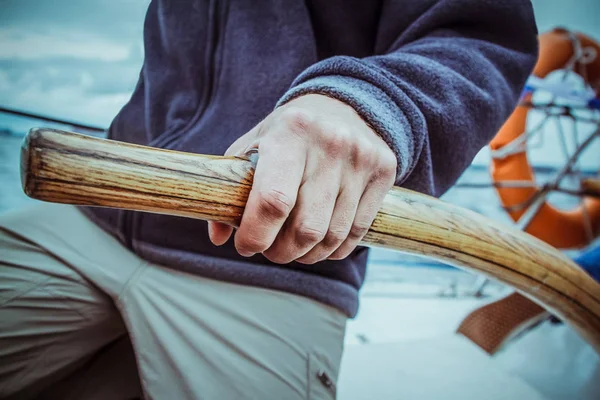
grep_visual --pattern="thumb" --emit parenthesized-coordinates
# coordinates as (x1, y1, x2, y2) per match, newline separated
(208, 126, 260, 246)
(225, 125, 260, 157)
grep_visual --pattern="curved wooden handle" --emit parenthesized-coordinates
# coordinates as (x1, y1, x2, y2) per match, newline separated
(21, 128, 600, 352)
(583, 178, 600, 197)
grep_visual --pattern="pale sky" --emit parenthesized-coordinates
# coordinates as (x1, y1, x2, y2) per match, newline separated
(0, 0, 598, 168)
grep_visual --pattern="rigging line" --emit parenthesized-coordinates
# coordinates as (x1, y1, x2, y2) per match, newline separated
(549, 126, 600, 190)
(456, 181, 600, 198)
(516, 192, 549, 231)
(513, 127, 600, 229)
(523, 104, 600, 124)
(555, 114, 572, 163)
(0, 106, 106, 133)
(490, 115, 550, 159)
(455, 181, 538, 189)
(571, 115, 595, 242)
(522, 102, 596, 112)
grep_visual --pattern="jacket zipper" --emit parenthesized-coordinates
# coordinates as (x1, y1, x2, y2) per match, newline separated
(126, 0, 229, 252)
(151, 0, 228, 150)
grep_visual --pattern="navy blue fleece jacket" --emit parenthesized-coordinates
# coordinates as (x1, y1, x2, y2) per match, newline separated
(82, 0, 538, 317)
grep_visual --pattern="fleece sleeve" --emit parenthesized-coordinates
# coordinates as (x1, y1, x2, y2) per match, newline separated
(277, 0, 538, 196)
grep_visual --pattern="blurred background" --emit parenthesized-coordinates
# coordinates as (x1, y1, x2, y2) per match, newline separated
(1, 0, 599, 207)
(1, 1, 599, 399)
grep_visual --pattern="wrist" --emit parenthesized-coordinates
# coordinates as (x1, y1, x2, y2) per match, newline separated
(278, 74, 413, 184)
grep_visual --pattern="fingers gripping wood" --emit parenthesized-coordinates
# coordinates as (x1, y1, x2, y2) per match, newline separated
(21, 128, 600, 352)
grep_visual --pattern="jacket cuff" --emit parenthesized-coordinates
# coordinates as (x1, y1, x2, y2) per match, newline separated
(277, 72, 416, 184)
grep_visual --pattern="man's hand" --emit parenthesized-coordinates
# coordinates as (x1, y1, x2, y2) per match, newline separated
(208, 94, 397, 264)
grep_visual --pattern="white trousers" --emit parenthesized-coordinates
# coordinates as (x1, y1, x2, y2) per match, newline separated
(0, 203, 346, 399)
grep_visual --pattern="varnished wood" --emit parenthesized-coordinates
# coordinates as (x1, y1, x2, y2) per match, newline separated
(583, 178, 600, 197)
(21, 128, 600, 352)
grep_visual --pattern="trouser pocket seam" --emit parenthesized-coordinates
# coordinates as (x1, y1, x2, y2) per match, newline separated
(116, 260, 149, 303)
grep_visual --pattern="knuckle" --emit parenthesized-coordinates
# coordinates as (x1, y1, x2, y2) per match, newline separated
(297, 255, 320, 265)
(256, 189, 294, 220)
(323, 126, 352, 155)
(372, 157, 397, 185)
(323, 229, 347, 248)
(236, 236, 268, 253)
(377, 165, 396, 185)
(349, 222, 371, 240)
(294, 222, 327, 247)
(279, 107, 315, 134)
(328, 246, 353, 260)
(378, 151, 398, 174)
(263, 251, 291, 265)
(351, 139, 376, 169)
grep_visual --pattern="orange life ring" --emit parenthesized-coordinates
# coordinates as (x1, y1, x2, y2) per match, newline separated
(490, 28, 600, 249)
